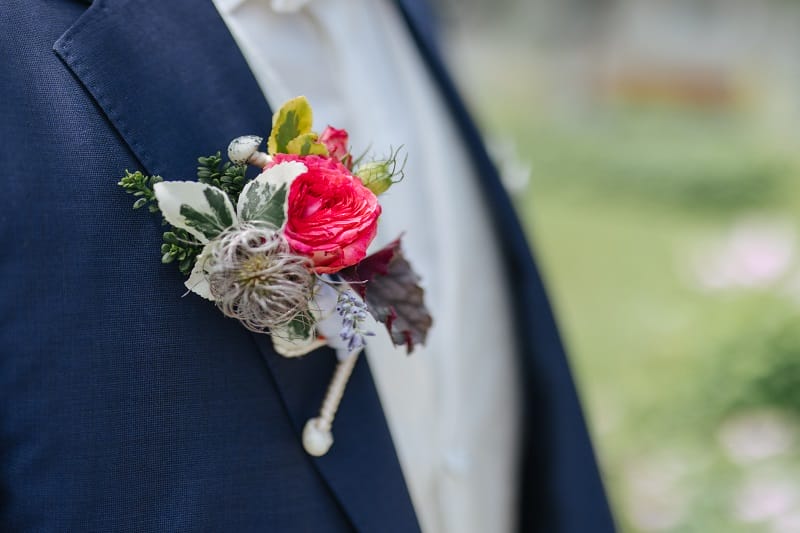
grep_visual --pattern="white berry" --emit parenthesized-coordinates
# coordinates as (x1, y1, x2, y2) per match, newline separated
(302, 418, 334, 456)
(228, 135, 269, 166)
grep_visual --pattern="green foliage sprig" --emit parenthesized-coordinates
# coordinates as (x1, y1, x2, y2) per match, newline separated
(118, 170, 163, 212)
(118, 170, 204, 275)
(196, 152, 247, 204)
(161, 229, 203, 275)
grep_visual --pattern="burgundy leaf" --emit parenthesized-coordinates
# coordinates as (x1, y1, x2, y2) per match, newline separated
(340, 237, 432, 353)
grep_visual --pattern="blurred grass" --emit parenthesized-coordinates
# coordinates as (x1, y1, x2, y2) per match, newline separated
(471, 96, 800, 531)
(517, 108, 792, 210)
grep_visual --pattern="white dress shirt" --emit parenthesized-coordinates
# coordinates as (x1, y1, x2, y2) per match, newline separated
(211, 1, 521, 531)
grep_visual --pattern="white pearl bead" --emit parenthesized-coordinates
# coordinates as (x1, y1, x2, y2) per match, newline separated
(227, 135, 263, 165)
(303, 418, 333, 457)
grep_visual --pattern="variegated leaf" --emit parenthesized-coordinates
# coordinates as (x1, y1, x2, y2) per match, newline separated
(268, 96, 314, 155)
(184, 244, 214, 300)
(271, 311, 325, 358)
(237, 161, 307, 229)
(154, 181, 237, 243)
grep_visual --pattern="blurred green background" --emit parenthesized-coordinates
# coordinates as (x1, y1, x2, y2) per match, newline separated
(442, 1, 800, 531)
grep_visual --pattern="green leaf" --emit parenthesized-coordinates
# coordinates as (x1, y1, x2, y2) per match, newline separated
(271, 309, 325, 358)
(204, 187, 234, 228)
(237, 160, 308, 228)
(287, 132, 329, 156)
(180, 204, 226, 240)
(239, 181, 287, 228)
(159, 228, 203, 274)
(268, 96, 314, 154)
(118, 170, 164, 212)
(154, 181, 237, 243)
(178, 255, 196, 276)
(178, 187, 234, 239)
(287, 311, 314, 339)
(196, 151, 247, 204)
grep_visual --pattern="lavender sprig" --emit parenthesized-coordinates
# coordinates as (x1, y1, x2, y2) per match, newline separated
(336, 291, 375, 353)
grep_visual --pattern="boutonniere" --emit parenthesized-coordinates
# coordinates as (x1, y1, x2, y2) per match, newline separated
(119, 96, 432, 456)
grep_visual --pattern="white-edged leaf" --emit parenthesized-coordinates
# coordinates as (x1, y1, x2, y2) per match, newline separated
(154, 181, 237, 243)
(237, 161, 307, 228)
(271, 311, 325, 358)
(184, 244, 214, 300)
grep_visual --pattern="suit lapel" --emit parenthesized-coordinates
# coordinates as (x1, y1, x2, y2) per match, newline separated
(396, 4, 619, 531)
(54, 1, 419, 531)
(54, 0, 270, 181)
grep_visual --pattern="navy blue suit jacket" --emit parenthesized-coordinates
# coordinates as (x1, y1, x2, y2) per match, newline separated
(0, 1, 616, 531)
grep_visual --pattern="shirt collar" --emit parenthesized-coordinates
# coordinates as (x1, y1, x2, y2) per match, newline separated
(214, 0, 315, 14)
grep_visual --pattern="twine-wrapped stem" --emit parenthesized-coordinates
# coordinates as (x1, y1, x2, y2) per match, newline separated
(302, 350, 360, 456)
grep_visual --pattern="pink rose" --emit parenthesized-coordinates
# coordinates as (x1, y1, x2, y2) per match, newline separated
(275, 154, 381, 274)
(319, 126, 353, 168)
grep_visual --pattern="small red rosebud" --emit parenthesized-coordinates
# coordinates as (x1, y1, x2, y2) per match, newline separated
(319, 126, 353, 169)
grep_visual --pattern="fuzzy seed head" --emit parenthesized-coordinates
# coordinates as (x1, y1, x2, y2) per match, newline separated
(205, 224, 314, 332)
